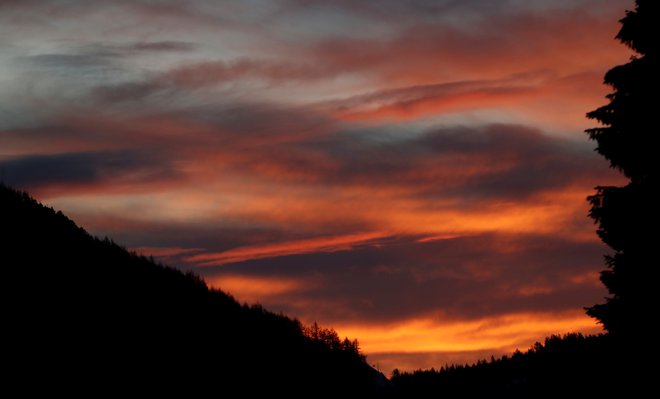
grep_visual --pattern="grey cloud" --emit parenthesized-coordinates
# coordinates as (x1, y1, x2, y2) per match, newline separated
(92, 81, 164, 103)
(127, 41, 197, 52)
(18, 41, 196, 66)
(14, 41, 196, 78)
(286, 0, 604, 21)
(0, 150, 177, 188)
(92, 58, 337, 104)
(18, 53, 115, 69)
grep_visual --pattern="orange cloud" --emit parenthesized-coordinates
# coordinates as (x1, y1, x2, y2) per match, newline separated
(337, 310, 600, 353)
(336, 310, 602, 374)
(309, 5, 628, 86)
(206, 274, 311, 303)
(325, 71, 615, 131)
(351, 185, 596, 238)
(330, 80, 538, 123)
(187, 231, 394, 266)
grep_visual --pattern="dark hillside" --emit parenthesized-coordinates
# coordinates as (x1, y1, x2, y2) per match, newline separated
(1, 184, 385, 395)
(389, 333, 636, 398)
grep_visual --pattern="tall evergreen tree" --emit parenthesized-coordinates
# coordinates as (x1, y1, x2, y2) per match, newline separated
(585, 0, 658, 335)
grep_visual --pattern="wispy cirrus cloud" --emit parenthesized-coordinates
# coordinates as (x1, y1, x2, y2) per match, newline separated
(93, 58, 337, 103)
(187, 231, 395, 266)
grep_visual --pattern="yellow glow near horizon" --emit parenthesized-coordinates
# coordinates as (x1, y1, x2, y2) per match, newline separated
(335, 311, 602, 355)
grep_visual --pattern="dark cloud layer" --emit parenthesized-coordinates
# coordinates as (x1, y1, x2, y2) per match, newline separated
(219, 123, 609, 202)
(6, 119, 605, 206)
(0, 150, 177, 189)
(127, 41, 197, 52)
(19, 53, 114, 69)
(204, 233, 607, 324)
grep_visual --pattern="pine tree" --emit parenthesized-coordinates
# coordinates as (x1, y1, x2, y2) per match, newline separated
(585, 0, 659, 336)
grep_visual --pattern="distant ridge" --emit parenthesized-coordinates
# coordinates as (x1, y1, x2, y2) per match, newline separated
(1, 184, 386, 395)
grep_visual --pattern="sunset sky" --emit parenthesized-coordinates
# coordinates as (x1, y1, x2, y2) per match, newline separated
(1, 0, 631, 373)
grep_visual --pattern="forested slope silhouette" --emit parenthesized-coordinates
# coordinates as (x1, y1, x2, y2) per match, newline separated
(389, 333, 627, 398)
(1, 184, 385, 395)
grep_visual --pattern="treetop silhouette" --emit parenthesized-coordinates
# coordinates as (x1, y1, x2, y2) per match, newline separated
(585, 0, 658, 335)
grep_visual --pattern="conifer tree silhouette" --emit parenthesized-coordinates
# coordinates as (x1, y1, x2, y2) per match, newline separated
(585, 0, 658, 335)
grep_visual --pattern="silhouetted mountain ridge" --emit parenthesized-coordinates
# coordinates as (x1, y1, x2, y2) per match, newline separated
(388, 333, 640, 398)
(1, 184, 385, 395)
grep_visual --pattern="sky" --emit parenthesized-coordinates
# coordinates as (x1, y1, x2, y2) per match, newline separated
(0, 0, 632, 374)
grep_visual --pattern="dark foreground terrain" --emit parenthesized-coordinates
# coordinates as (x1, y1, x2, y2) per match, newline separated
(1, 185, 641, 397)
(2, 184, 385, 395)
